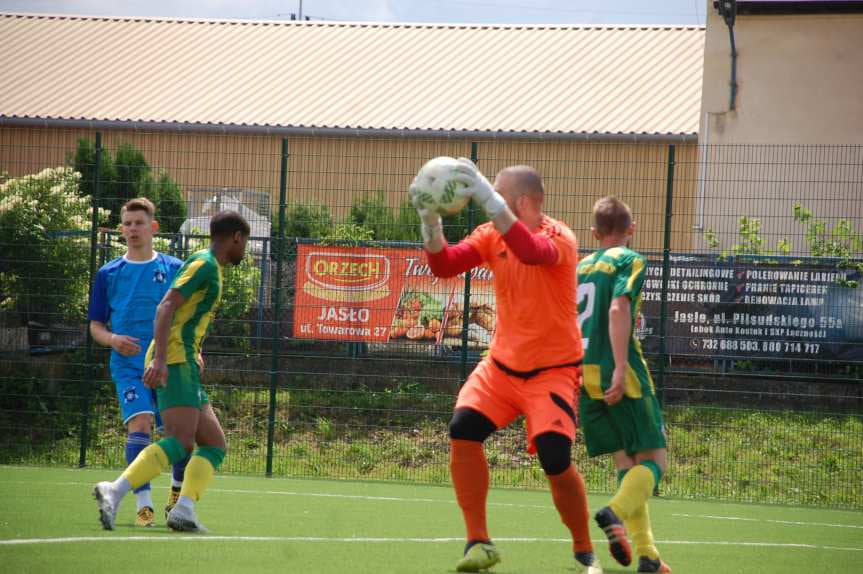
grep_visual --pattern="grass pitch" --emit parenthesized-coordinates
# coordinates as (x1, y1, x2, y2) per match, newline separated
(1, 466, 861, 573)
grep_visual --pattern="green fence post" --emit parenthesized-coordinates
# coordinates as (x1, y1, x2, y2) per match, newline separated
(459, 143, 480, 382)
(266, 137, 288, 477)
(79, 132, 102, 468)
(657, 144, 675, 405)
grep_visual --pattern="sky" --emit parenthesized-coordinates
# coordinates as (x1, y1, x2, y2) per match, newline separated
(0, 0, 708, 26)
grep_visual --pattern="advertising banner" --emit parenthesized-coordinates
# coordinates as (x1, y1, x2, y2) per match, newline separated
(293, 245, 863, 361)
(292, 244, 496, 348)
(637, 256, 863, 361)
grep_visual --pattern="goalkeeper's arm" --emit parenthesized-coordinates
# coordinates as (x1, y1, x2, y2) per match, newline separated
(425, 240, 483, 278)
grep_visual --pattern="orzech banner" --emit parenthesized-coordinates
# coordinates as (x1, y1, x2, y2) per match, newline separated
(292, 244, 496, 347)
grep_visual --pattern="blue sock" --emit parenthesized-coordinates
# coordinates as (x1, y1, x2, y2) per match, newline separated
(126, 432, 152, 494)
(575, 551, 596, 566)
(172, 453, 191, 487)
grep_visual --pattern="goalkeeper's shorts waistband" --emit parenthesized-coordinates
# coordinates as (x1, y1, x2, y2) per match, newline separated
(492, 357, 582, 380)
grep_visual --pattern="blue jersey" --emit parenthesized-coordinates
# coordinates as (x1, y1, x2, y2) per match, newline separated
(89, 252, 183, 371)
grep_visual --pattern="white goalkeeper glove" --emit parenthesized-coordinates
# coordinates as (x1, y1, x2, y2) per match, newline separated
(453, 157, 508, 219)
(409, 181, 443, 242)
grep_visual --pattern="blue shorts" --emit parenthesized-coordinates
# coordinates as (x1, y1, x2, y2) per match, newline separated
(111, 357, 163, 430)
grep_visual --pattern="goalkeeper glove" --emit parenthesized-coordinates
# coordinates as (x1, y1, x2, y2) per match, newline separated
(409, 181, 444, 242)
(453, 157, 508, 218)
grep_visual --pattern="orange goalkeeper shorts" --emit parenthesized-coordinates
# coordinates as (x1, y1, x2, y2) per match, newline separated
(455, 357, 582, 453)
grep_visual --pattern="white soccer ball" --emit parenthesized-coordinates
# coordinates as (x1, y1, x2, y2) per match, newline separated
(412, 156, 471, 215)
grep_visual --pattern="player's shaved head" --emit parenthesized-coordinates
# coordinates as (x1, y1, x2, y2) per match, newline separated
(498, 165, 544, 199)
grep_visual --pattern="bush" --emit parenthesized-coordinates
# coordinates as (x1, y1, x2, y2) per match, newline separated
(348, 191, 397, 240)
(0, 167, 109, 322)
(273, 202, 334, 239)
(319, 223, 375, 245)
(442, 203, 489, 243)
(71, 139, 185, 230)
(212, 255, 262, 352)
(350, 192, 487, 243)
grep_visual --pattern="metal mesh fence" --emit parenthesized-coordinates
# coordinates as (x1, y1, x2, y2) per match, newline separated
(1, 129, 861, 509)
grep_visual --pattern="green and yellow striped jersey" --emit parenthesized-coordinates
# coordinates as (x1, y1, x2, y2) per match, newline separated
(146, 249, 223, 365)
(576, 246, 654, 400)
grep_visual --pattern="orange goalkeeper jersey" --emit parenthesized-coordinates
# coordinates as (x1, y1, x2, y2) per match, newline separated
(463, 216, 583, 373)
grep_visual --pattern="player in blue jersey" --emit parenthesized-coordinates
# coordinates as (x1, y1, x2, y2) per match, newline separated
(88, 198, 189, 527)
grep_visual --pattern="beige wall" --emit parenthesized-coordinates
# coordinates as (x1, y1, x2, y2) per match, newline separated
(700, 8, 863, 145)
(695, 5, 863, 254)
(0, 127, 697, 253)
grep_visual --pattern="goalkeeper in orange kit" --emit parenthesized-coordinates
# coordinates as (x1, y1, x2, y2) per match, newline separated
(411, 159, 601, 573)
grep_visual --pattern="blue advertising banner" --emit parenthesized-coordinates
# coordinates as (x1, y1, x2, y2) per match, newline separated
(637, 256, 863, 361)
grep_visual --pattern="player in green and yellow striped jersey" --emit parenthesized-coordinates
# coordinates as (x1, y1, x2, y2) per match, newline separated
(576, 197, 671, 574)
(94, 210, 250, 534)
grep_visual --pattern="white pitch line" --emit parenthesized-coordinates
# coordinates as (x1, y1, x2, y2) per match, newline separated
(0, 479, 552, 510)
(0, 536, 861, 552)
(673, 513, 863, 530)
(207, 486, 552, 510)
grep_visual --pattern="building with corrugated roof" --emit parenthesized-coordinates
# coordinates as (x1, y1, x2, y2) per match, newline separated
(0, 13, 705, 251)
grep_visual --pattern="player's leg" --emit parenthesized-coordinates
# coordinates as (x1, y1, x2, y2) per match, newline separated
(597, 395, 667, 567)
(166, 452, 191, 519)
(534, 433, 601, 574)
(150, 404, 205, 532)
(121, 376, 160, 526)
(93, 373, 162, 530)
(93, 408, 193, 531)
(450, 407, 499, 572)
(606, 395, 666, 521)
(126, 412, 156, 526)
(628, 448, 670, 573)
(167, 397, 226, 533)
(450, 359, 517, 572)
(523, 369, 599, 573)
(152, 387, 191, 518)
(579, 390, 633, 566)
(450, 409, 496, 537)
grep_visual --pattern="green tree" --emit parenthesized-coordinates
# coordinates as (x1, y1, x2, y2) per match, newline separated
(151, 170, 186, 234)
(72, 138, 117, 217)
(71, 139, 185, 229)
(113, 143, 155, 223)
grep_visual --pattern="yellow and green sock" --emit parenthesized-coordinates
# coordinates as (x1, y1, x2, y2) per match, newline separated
(608, 460, 662, 520)
(122, 436, 188, 490)
(177, 446, 225, 507)
(615, 464, 661, 560)
(626, 502, 659, 560)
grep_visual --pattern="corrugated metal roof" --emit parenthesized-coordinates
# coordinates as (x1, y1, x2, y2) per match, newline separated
(0, 13, 705, 139)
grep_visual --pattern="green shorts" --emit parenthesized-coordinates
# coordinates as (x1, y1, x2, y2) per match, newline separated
(156, 361, 210, 412)
(579, 389, 666, 457)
